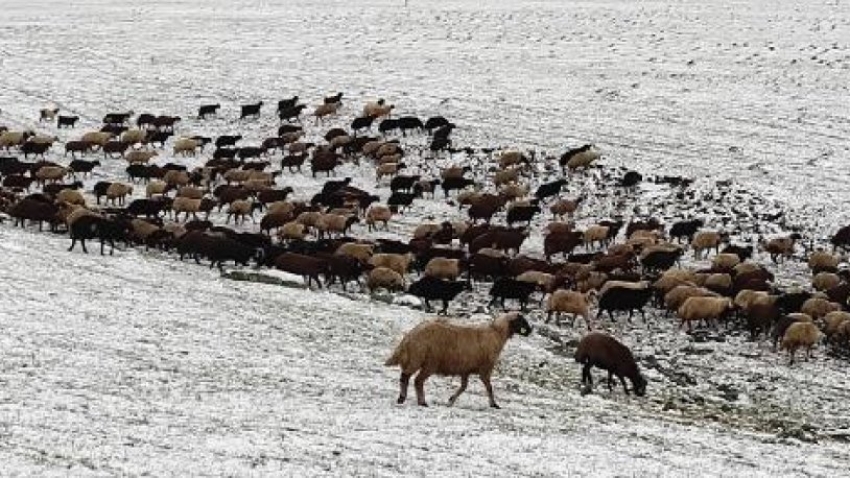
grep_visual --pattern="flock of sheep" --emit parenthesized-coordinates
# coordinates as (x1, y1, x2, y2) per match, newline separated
(1, 92, 849, 409)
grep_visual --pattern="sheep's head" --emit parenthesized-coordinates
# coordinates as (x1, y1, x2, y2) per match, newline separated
(505, 312, 532, 337)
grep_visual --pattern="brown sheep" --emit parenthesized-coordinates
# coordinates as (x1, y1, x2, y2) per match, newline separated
(812, 272, 841, 292)
(105, 183, 133, 206)
(678, 296, 733, 331)
(546, 289, 596, 328)
(367, 267, 405, 293)
(574, 332, 647, 396)
(365, 204, 392, 231)
(424, 258, 461, 281)
(385, 312, 532, 408)
(781, 321, 822, 364)
(691, 231, 726, 259)
(800, 297, 841, 320)
(369, 253, 414, 275)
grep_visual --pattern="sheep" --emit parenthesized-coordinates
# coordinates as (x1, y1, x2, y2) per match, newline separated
(516, 270, 555, 293)
(562, 145, 601, 170)
(424, 257, 461, 281)
(498, 150, 529, 169)
(370, 253, 414, 275)
(313, 102, 341, 122)
(226, 199, 255, 225)
(677, 296, 734, 331)
(812, 272, 841, 292)
(822, 311, 850, 342)
(808, 250, 840, 273)
(406, 277, 467, 314)
(363, 101, 394, 118)
(335, 242, 374, 263)
(376, 162, 405, 181)
(734, 289, 775, 315)
(34, 166, 68, 185)
(39, 107, 60, 122)
(365, 204, 392, 231)
(315, 213, 358, 238)
(574, 332, 647, 396)
(771, 313, 813, 351)
(492, 167, 520, 187)
(171, 196, 204, 222)
(669, 219, 704, 243)
(761, 233, 802, 263)
(163, 170, 191, 188)
(126, 150, 158, 164)
(711, 253, 741, 272)
(664, 284, 718, 315)
(105, 183, 133, 206)
(173, 137, 201, 156)
(583, 225, 610, 250)
(800, 297, 841, 320)
(0, 131, 33, 149)
(366, 267, 405, 293)
(385, 312, 532, 408)
(80, 131, 114, 148)
(489, 278, 538, 311)
(546, 289, 596, 328)
(55, 189, 86, 206)
(198, 103, 220, 119)
(278, 221, 307, 241)
(781, 321, 822, 364)
(549, 197, 584, 219)
(691, 231, 726, 259)
(145, 180, 169, 198)
(703, 273, 733, 296)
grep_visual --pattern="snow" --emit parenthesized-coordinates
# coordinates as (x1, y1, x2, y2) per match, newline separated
(1, 0, 850, 475)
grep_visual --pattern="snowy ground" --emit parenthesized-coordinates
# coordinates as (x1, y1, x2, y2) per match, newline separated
(2, 226, 849, 476)
(2, 0, 850, 475)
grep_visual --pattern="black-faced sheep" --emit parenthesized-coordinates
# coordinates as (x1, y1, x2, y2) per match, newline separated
(574, 332, 647, 396)
(385, 312, 532, 408)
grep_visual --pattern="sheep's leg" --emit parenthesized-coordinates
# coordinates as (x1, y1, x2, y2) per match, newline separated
(68, 237, 77, 252)
(619, 376, 630, 395)
(414, 371, 431, 407)
(397, 372, 411, 404)
(481, 373, 499, 409)
(607, 371, 615, 391)
(582, 363, 593, 385)
(448, 375, 469, 406)
(80, 238, 88, 254)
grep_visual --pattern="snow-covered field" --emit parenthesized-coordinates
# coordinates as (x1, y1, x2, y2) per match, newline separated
(2, 0, 850, 475)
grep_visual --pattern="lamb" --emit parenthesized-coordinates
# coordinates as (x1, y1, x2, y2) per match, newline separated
(574, 332, 647, 396)
(105, 183, 133, 206)
(365, 204, 393, 231)
(370, 253, 414, 275)
(424, 257, 462, 281)
(367, 267, 405, 293)
(546, 289, 596, 329)
(812, 272, 841, 292)
(691, 231, 727, 259)
(781, 321, 822, 364)
(385, 312, 532, 408)
(677, 296, 734, 331)
(799, 297, 841, 320)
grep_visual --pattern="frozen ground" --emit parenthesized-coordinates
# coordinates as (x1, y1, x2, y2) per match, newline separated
(2, 0, 850, 475)
(1, 225, 849, 476)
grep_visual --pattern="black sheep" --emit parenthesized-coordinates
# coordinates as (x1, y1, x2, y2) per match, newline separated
(396, 116, 424, 136)
(378, 118, 399, 135)
(533, 179, 567, 202)
(574, 332, 647, 396)
(240, 101, 263, 120)
(324, 92, 343, 104)
(441, 177, 475, 197)
(57, 115, 79, 128)
(387, 188, 422, 213)
(216, 135, 243, 149)
(669, 218, 704, 243)
(619, 171, 643, 188)
(277, 96, 299, 113)
(390, 174, 421, 193)
(407, 276, 468, 314)
(506, 203, 541, 227)
(198, 104, 220, 119)
(596, 286, 654, 322)
(351, 116, 375, 133)
(488, 277, 537, 311)
(279, 104, 307, 123)
(424, 116, 450, 134)
(640, 248, 682, 273)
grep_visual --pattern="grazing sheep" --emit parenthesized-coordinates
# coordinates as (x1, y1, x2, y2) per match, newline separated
(677, 296, 734, 331)
(34, 166, 68, 185)
(315, 213, 358, 238)
(823, 311, 850, 342)
(367, 267, 405, 293)
(55, 189, 86, 206)
(781, 321, 822, 364)
(583, 225, 610, 250)
(272, 252, 326, 288)
(516, 270, 555, 293)
(105, 183, 133, 206)
(800, 297, 841, 320)
(711, 253, 741, 272)
(370, 253, 414, 275)
(313, 102, 341, 122)
(812, 272, 841, 292)
(562, 145, 601, 170)
(198, 103, 220, 119)
(489, 278, 537, 311)
(171, 196, 205, 221)
(335, 242, 374, 263)
(546, 289, 596, 328)
(574, 332, 647, 396)
(80, 131, 114, 149)
(385, 312, 532, 408)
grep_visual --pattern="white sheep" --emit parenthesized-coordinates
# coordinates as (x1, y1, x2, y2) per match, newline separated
(384, 312, 532, 408)
(80, 131, 114, 148)
(546, 289, 596, 328)
(34, 166, 68, 184)
(363, 101, 394, 118)
(664, 284, 718, 314)
(171, 196, 202, 222)
(145, 181, 169, 198)
(566, 147, 601, 169)
(583, 225, 610, 250)
(162, 170, 190, 188)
